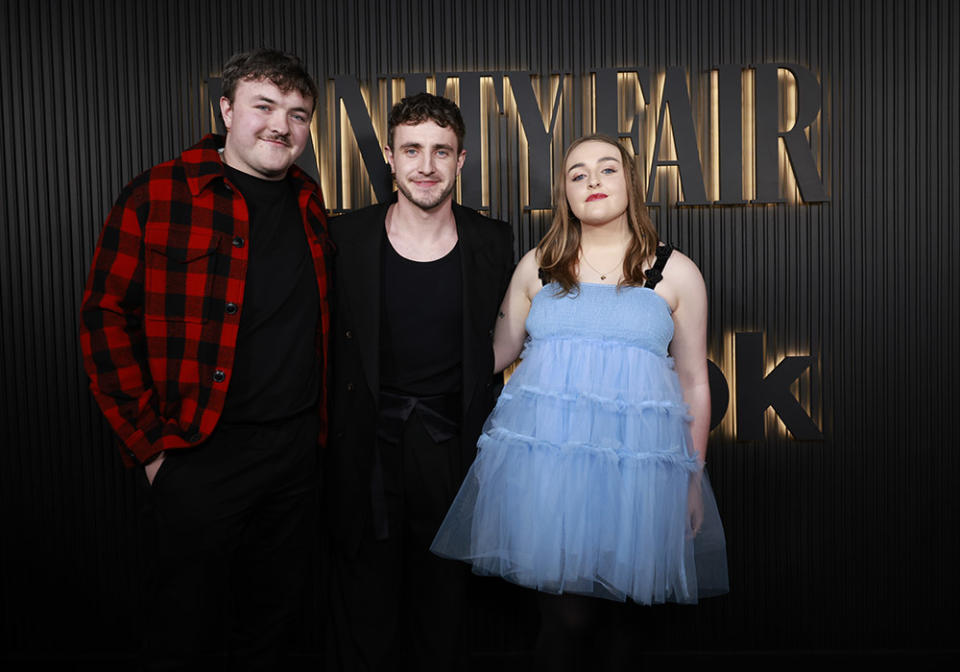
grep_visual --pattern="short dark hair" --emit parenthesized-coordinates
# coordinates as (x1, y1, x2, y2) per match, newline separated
(220, 48, 318, 111)
(388, 92, 466, 152)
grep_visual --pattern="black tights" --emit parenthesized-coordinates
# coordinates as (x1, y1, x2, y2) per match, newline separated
(535, 593, 632, 672)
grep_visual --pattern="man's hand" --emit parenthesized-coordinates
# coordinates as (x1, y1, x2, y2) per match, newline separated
(145, 451, 166, 485)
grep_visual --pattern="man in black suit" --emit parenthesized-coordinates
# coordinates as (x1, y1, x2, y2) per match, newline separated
(326, 92, 514, 671)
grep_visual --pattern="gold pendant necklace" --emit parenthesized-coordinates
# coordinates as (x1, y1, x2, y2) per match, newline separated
(580, 252, 622, 281)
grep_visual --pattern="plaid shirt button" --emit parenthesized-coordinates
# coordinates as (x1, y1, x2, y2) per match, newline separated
(225, 302, 238, 315)
(213, 369, 226, 383)
(232, 236, 245, 248)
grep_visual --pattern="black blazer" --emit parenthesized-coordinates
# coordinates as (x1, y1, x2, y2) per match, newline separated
(326, 199, 514, 555)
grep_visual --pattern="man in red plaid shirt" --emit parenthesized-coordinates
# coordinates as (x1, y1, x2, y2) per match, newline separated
(80, 49, 329, 670)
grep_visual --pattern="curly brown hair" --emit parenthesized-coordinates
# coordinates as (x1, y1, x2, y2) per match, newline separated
(387, 92, 466, 152)
(537, 134, 659, 294)
(221, 48, 318, 112)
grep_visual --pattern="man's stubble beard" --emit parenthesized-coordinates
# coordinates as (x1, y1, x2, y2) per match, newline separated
(394, 173, 457, 212)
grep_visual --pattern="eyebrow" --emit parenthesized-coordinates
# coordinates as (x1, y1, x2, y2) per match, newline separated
(255, 95, 311, 115)
(399, 142, 456, 152)
(567, 156, 621, 172)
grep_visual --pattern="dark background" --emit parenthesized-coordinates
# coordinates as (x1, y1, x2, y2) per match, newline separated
(2, 0, 958, 666)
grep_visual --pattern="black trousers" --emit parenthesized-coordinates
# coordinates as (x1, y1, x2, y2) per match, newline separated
(141, 411, 319, 671)
(329, 410, 469, 672)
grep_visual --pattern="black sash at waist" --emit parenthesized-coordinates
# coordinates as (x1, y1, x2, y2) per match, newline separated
(370, 390, 461, 540)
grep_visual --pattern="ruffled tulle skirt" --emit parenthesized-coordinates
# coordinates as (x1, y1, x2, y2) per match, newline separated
(431, 338, 728, 604)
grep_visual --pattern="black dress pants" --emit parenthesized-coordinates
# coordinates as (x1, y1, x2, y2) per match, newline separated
(330, 410, 469, 672)
(141, 411, 318, 671)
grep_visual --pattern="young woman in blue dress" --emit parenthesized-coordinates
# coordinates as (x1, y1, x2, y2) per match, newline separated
(432, 134, 727, 669)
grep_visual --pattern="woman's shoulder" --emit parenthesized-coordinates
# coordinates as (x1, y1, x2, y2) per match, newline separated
(650, 246, 705, 312)
(659, 246, 701, 277)
(517, 247, 541, 273)
(514, 247, 547, 299)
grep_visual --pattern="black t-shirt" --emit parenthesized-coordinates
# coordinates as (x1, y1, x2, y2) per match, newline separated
(219, 164, 320, 424)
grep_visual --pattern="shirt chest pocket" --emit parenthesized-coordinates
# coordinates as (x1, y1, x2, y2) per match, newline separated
(144, 225, 221, 323)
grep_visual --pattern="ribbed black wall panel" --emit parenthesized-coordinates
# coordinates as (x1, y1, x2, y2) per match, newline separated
(2, 0, 958, 660)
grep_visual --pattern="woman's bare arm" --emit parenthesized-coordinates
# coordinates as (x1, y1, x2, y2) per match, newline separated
(660, 251, 710, 535)
(493, 248, 542, 373)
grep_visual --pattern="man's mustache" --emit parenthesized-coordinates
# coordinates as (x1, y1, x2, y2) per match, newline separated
(262, 133, 291, 146)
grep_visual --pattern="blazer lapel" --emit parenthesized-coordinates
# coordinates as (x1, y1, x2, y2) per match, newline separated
(340, 205, 387, 401)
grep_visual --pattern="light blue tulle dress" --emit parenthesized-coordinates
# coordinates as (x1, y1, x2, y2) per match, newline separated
(431, 275, 729, 605)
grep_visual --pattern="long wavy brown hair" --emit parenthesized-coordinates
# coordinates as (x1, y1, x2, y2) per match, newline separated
(537, 134, 658, 294)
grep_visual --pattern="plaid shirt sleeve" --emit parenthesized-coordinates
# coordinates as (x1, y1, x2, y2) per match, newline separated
(80, 175, 174, 466)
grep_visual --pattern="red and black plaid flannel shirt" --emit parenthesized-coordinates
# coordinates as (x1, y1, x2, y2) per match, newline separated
(80, 134, 331, 466)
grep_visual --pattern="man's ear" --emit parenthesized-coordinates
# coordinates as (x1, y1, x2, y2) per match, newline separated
(384, 145, 395, 173)
(220, 96, 233, 132)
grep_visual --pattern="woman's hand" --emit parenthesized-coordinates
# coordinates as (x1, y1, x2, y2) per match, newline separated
(687, 477, 704, 538)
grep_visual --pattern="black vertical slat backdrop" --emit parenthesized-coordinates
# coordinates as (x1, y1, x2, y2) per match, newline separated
(2, 0, 958, 663)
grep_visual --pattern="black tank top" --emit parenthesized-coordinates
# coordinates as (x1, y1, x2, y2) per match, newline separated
(379, 236, 463, 397)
